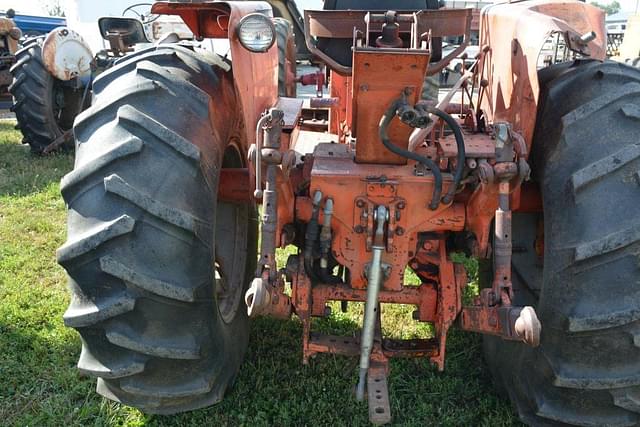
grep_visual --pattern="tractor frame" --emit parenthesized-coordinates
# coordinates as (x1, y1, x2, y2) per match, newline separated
(139, 0, 604, 422)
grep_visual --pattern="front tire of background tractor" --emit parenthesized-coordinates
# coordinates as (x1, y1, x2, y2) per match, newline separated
(274, 17, 297, 97)
(56, 45, 257, 413)
(9, 37, 85, 154)
(483, 60, 640, 425)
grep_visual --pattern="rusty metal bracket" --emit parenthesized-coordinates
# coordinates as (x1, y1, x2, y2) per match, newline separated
(460, 290, 540, 346)
(368, 362, 392, 425)
(354, 191, 405, 252)
(42, 130, 73, 155)
(244, 274, 292, 319)
(566, 30, 597, 57)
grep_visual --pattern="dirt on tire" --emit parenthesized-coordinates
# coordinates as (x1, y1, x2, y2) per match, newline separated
(57, 44, 257, 413)
(484, 60, 640, 425)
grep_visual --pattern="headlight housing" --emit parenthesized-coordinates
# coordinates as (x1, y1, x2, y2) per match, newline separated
(237, 13, 275, 53)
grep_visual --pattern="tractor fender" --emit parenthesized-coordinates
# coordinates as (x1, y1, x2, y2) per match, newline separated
(151, 1, 279, 150)
(479, 0, 606, 151)
(42, 26, 94, 81)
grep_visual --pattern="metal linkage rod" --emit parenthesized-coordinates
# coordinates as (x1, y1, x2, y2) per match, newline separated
(356, 205, 388, 401)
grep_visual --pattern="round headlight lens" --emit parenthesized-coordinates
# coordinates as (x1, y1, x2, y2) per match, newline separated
(237, 13, 275, 52)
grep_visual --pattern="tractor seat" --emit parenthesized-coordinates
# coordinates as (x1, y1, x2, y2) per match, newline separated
(315, 0, 441, 69)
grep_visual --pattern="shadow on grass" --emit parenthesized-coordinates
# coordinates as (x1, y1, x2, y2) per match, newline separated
(0, 307, 518, 426)
(146, 316, 519, 427)
(0, 318, 95, 426)
(0, 121, 73, 197)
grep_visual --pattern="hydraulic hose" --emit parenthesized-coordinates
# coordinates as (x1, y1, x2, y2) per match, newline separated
(379, 100, 443, 210)
(416, 104, 466, 204)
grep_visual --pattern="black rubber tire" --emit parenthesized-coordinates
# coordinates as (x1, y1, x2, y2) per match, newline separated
(56, 44, 257, 414)
(9, 37, 85, 154)
(483, 60, 640, 425)
(274, 17, 297, 97)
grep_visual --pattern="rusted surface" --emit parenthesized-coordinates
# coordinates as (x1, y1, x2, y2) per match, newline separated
(368, 362, 391, 425)
(305, 9, 472, 76)
(413, 9, 472, 75)
(459, 292, 541, 346)
(219, 168, 251, 203)
(351, 49, 430, 165)
(328, 71, 351, 140)
(42, 131, 73, 155)
(307, 148, 465, 290)
(478, 0, 605, 152)
(431, 243, 463, 371)
(310, 283, 437, 320)
(515, 182, 542, 213)
(439, 132, 494, 159)
(296, 69, 325, 97)
(293, 234, 465, 373)
(153, 1, 279, 153)
(0, 17, 20, 55)
(42, 27, 93, 81)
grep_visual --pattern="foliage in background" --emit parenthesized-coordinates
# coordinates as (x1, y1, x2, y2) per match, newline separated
(40, 0, 65, 17)
(589, 0, 621, 15)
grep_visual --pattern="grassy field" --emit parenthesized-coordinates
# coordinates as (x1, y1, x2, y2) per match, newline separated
(0, 119, 519, 426)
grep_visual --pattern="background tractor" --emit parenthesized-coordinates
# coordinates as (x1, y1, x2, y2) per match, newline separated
(55, 0, 640, 425)
(8, 0, 308, 155)
(8, 1, 199, 154)
(0, 10, 21, 110)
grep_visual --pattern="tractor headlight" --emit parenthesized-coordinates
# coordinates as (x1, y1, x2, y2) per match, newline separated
(237, 13, 275, 53)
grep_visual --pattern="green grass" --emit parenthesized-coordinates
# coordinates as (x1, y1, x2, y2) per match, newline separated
(0, 120, 519, 426)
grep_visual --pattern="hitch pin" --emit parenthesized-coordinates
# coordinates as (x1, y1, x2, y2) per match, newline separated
(356, 205, 388, 401)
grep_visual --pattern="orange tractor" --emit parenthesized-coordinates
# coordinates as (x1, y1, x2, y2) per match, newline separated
(56, 0, 640, 424)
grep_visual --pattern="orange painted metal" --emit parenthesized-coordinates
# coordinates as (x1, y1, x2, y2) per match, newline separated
(150, 1, 601, 404)
(515, 182, 542, 213)
(328, 71, 351, 140)
(309, 152, 465, 290)
(152, 1, 279, 153)
(351, 49, 430, 164)
(310, 283, 437, 321)
(292, 236, 467, 371)
(478, 0, 605, 153)
(152, 1, 282, 248)
(218, 168, 251, 203)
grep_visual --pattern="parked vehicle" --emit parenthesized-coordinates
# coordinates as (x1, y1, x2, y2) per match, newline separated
(55, 0, 639, 425)
(9, 3, 189, 154)
(0, 9, 66, 39)
(0, 10, 21, 109)
(612, 13, 640, 66)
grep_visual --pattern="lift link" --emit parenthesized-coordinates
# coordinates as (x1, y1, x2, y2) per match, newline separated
(459, 123, 540, 346)
(245, 108, 293, 319)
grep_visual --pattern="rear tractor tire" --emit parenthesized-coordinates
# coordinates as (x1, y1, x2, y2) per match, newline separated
(56, 44, 257, 413)
(10, 37, 87, 154)
(483, 60, 640, 425)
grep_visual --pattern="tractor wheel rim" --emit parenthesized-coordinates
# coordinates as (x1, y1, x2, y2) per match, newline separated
(215, 144, 249, 324)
